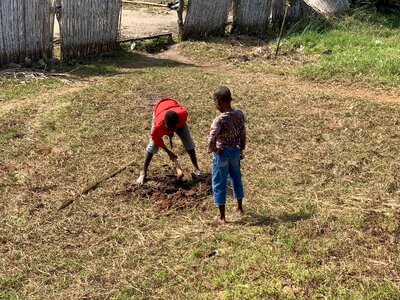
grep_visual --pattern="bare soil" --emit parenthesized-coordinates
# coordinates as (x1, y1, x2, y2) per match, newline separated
(119, 166, 212, 211)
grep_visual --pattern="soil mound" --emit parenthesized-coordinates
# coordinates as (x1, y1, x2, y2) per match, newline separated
(124, 166, 212, 210)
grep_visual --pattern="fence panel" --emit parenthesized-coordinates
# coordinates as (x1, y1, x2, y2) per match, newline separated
(0, 0, 54, 66)
(232, 0, 272, 35)
(182, 0, 231, 40)
(271, 0, 312, 27)
(58, 0, 122, 61)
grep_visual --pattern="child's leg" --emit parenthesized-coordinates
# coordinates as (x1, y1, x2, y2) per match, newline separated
(228, 148, 244, 213)
(212, 151, 229, 222)
(176, 122, 200, 173)
(137, 113, 158, 185)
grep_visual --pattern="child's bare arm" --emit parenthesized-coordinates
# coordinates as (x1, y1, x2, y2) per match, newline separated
(208, 118, 220, 153)
(241, 126, 246, 150)
(207, 142, 214, 153)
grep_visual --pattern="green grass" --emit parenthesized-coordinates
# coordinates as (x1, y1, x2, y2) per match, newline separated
(284, 10, 400, 86)
(0, 77, 61, 102)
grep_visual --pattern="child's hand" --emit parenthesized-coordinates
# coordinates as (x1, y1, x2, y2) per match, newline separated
(164, 148, 177, 161)
(214, 148, 223, 154)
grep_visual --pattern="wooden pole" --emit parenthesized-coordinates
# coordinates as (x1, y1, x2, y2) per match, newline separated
(117, 32, 172, 43)
(58, 159, 136, 211)
(177, 0, 184, 37)
(275, 0, 290, 58)
(122, 1, 169, 7)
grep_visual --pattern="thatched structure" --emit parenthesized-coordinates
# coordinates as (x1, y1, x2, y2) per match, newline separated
(0, 0, 54, 66)
(232, 0, 272, 35)
(182, 0, 231, 40)
(58, 0, 122, 61)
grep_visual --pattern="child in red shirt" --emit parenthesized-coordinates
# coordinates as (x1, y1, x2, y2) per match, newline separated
(137, 98, 201, 184)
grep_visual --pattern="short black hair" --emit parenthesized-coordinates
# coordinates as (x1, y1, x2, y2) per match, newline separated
(164, 110, 179, 127)
(213, 86, 232, 103)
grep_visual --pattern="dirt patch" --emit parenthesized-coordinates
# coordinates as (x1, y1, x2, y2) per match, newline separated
(120, 166, 212, 210)
(120, 8, 178, 38)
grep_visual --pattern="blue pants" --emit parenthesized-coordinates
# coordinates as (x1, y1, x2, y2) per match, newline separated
(212, 147, 244, 205)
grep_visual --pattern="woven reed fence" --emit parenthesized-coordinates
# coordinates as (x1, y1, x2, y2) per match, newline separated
(58, 0, 122, 61)
(182, 0, 349, 39)
(0, 0, 54, 66)
(232, 0, 273, 35)
(182, 0, 231, 40)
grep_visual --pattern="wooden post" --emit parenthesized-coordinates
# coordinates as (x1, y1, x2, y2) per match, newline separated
(275, 0, 290, 58)
(177, 0, 185, 38)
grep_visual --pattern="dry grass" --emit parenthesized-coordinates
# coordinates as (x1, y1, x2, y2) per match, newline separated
(1, 43, 400, 299)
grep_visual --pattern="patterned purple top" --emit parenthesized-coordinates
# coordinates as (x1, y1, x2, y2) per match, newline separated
(208, 109, 246, 151)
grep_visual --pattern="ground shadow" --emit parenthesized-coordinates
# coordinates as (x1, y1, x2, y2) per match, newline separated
(55, 47, 196, 79)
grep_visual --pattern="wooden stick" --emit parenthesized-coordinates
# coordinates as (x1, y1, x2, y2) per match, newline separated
(122, 1, 168, 7)
(275, 1, 290, 58)
(58, 159, 135, 211)
(118, 33, 172, 43)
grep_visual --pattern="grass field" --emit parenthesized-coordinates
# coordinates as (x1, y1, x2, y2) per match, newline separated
(1, 12, 400, 300)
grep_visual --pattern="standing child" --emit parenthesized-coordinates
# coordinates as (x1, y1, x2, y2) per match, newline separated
(208, 86, 246, 224)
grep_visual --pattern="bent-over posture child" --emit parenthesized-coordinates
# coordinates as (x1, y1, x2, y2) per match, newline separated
(137, 98, 201, 185)
(208, 86, 246, 224)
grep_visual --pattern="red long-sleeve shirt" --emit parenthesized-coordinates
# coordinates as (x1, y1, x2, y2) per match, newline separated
(150, 98, 188, 148)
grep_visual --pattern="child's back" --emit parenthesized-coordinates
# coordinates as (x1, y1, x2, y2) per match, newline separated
(209, 109, 245, 152)
(208, 86, 246, 224)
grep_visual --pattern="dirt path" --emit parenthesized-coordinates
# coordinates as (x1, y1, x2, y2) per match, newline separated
(2, 44, 398, 120)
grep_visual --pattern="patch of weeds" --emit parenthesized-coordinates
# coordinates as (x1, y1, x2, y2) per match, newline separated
(0, 291, 20, 300)
(154, 270, 167, 283)
(284, 10, 400, 86)
(0, 77, 61, 102)
(111, 287, 135, 300)
(134, 36, 174, 53)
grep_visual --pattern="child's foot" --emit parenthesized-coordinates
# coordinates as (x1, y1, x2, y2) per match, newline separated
(136, 172, 146, 185)
(193, 168, 201, 176)
(213, 215, 227, 225)
(235, 208, 244, 216)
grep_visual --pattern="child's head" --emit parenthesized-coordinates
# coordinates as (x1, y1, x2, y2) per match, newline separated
(164, 110, 179, 131)
(213, 86, 232, 103)
(213, 86, 232, 111)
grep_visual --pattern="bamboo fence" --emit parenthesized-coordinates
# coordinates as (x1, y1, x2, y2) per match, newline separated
(182, 0, 231, 40)
(0, 0, 54, 66)
(233, 0, 272, 35)
(58, 0, 122, 61)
